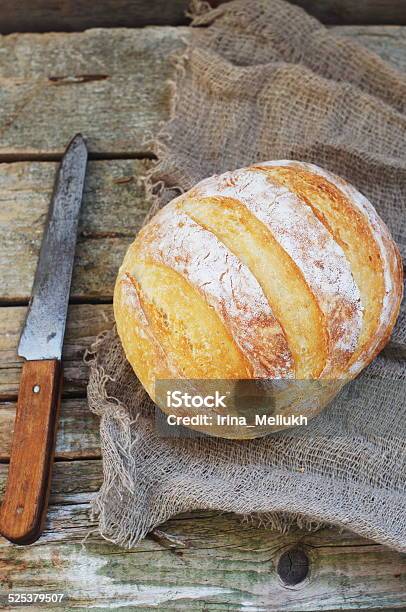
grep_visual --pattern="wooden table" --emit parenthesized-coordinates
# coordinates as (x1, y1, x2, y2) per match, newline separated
(0, 23, 405, 610)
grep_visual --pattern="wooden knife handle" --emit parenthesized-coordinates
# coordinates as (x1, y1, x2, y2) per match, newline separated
(0, 359, 61, 545)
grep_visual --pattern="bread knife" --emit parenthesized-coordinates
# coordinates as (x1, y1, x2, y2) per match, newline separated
(0, 134, 88, 545)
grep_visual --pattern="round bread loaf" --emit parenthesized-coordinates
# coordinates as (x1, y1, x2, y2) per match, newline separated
(114, 161, 403, 439)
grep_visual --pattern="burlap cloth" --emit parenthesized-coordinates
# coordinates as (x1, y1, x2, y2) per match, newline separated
(87, 0, 406, 551)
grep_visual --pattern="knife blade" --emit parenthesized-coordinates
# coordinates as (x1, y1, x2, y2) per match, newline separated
(0, 134, 88, 545)
(18, 134, 88, 361)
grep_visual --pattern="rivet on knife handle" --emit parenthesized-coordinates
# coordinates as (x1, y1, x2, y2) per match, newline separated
(0, 135, 88, 544)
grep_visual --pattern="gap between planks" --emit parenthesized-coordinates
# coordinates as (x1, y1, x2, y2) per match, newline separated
(0, 297, 113, 307)
(0, 151, 157, 163)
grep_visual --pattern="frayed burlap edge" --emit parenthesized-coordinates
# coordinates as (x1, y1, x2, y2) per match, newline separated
(140, 43, 191, 224)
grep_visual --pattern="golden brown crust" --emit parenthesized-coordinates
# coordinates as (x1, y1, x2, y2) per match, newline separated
(253, 164, 388, 372)
(190, 168, 364, 379)
(179, 195, 328, 379)
(114, 272, 176, 398)
(120, 252, 253, 381)
(135, 203, 295, 378)
(274, 160, 403, 374)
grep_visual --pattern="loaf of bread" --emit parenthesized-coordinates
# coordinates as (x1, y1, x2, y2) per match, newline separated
(114, 161, 403, 438)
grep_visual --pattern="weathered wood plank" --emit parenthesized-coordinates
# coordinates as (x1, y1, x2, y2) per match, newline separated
(0, 399, 100, 460)
(0, 459, 404, 611)
(0, 460, 102, 506)
(1, 0, 406, 35)
(0, 160, 152, 301)
(0, 304, 114, 398)
(0, 27, 404, 158)
(292, 1, 406, 26)
(0, 28, 187, 157)
(0, 0, 191, 33)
